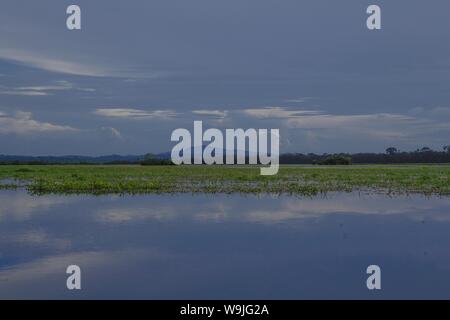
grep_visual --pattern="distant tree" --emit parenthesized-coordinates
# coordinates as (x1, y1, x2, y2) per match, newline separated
(420, 147, 432, 152)
(315, 155, 352, 165)
(443, 146, 450, 153)
(144, 153, 157, 160)
(385, 147, 398, 155)
(141, 153, 173, 166)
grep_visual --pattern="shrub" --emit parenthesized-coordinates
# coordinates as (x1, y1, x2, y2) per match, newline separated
(314, 155, 352, 165)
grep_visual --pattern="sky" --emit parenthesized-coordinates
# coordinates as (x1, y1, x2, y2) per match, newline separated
(0, 0, 449, 155)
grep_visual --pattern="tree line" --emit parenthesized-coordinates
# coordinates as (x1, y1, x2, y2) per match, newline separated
(280, 146, 450, 165)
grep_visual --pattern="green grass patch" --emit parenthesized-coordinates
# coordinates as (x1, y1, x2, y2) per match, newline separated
(0, 164, 449, 196)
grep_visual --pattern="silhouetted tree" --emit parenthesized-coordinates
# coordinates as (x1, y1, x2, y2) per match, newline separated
(443, 146, 450, 153)
(385, 147, 398, 155)
(314, 155, 351, 165)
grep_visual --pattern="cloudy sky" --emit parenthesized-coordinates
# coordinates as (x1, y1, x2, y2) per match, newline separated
(0, 0, 449, 155)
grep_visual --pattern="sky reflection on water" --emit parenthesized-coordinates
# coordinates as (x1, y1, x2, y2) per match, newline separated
(1, 190, 450, 299)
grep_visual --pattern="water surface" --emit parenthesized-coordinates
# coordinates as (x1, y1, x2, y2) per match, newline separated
(1, 190, 450, 299)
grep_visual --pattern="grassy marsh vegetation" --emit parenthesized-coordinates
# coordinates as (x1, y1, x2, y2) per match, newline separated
(0, 164, 449, 196)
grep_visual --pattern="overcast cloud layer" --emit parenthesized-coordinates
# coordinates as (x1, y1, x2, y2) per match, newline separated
(0, 0, 449, 155)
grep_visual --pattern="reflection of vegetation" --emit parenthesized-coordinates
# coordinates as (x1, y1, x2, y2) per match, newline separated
(0, 164, 450, 196)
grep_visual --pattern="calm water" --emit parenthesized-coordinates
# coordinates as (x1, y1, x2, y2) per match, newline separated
(1, 190, 450, 299)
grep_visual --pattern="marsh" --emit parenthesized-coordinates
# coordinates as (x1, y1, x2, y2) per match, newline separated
(1, 164, 450, 195)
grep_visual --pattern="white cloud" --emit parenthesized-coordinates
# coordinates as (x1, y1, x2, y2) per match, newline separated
(0, 111, 78, 134)
(240, 107, 421, 134)
(236, 106, 450, 148)
(285, 113, 417, 129)
(79, 87, 96, 92)
(0, 90, 49, 96)
(0, 48, 168, 78)
(0, 80, 95, 96)
(17, 80, 74, 92)
(283, 112, 429, 143)
(94, 108, 179, 120)
(241, 108, 418, 129)
(283, 97, 313, 103)
(192, 110, 228, 118)
(0, 48, 112, 77)
(242, 107, 321, 119)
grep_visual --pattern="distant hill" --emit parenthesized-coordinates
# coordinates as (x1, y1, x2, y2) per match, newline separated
(0, 154, 147, 164)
